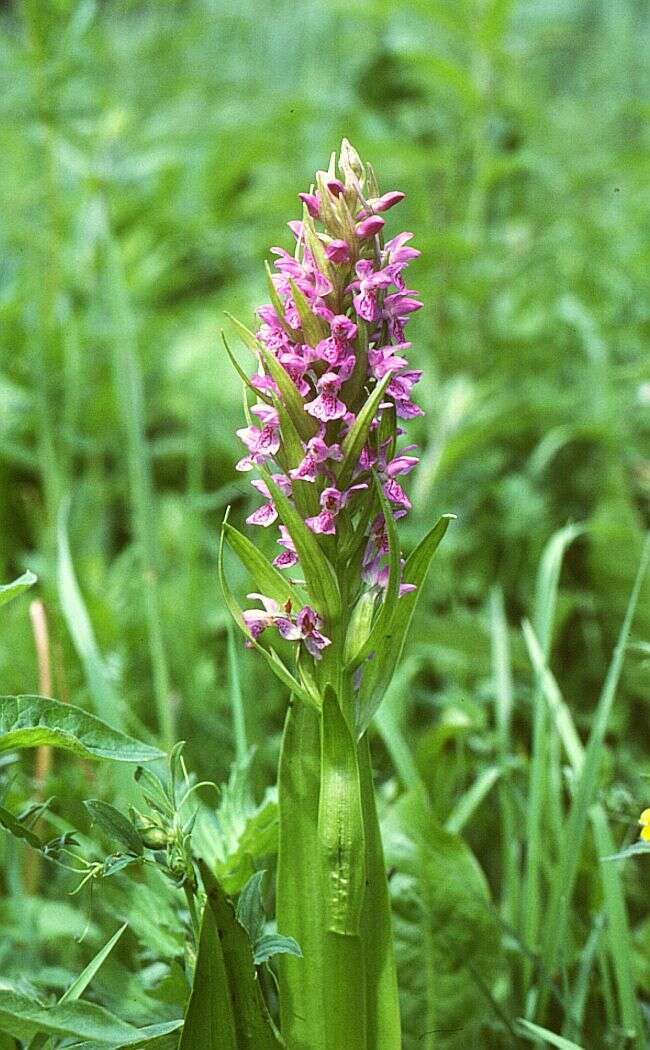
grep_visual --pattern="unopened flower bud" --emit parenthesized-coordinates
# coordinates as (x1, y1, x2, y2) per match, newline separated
(299, 192, 320, 218)
(340, 137, 364, 183)
(356, 215, 385, 240)
(366, 191, 406, 212)
(327, 178, 346, 198)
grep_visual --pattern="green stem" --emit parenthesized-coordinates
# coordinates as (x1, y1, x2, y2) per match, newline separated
(276, 701, 401, 1049)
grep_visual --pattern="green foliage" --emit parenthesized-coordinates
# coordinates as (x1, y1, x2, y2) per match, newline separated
(383, 788, 501, 1050)
(0, 696, 164, 762)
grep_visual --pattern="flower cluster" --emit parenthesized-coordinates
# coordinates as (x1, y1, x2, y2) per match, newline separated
(235, 140, 423, 659)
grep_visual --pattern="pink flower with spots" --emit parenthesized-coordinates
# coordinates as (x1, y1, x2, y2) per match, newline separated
(305, 372, 347, 422)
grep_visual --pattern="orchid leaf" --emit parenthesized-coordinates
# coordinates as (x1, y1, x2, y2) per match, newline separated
(337, 372, 393, 490)
(222, 332, 272, 404)
(224, 312, 260, 354)
(260, 470, 341, 622)
(346, 473, 400, 671)
(258, 345, 317, 442)
(199, 862, 283, 1048)
(223, 521, 297, 606)
(218, 523, 317, 708)
(317, 688, 366, 935)
(178, 900, 236, 1050)
(288, 277, 328, 346)
(357, 514, 454, 733)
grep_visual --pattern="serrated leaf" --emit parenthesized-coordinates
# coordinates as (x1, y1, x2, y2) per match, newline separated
(357, 515, 454, 733)
(260, 471, 341, 623)
(337, 372, 393, 490)
(0, 696, 165, 762)
(84, 800, 144, 855)
(317, 688, 365, 935)
(0, 570, 37, 609)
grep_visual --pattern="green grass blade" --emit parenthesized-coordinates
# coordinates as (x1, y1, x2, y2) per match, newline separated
(517, 1018, 586, 1049)
(97, 200, 174, 749)
(538, 537, 649, 1020)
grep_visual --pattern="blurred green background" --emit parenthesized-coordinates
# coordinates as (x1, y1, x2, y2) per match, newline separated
(0, 0, 649, 1042)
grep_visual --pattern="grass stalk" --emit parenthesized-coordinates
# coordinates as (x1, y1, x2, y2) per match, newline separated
(97, 199, 175, 750)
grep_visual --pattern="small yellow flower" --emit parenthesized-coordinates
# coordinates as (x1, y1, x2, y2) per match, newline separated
(639, 809, 650, 842)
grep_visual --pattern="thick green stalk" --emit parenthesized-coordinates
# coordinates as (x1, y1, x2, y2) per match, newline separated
(358, 734, 402, 1048)
(276, 700, 401, 1049)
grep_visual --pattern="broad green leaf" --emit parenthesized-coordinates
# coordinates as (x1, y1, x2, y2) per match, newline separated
(65, 1021, 183, 1048)
(357, 515, 454, 733)
(0, 696, 165, 762)
(236, 870, 266, 945)
(517, 1019, 586, 1050)
(260, 470, 341, 622)
(337, 372, 393, 490)
(383, 789, 500, 1050)
(0, 570, 37, 609)
(0, 990, 153, 1044)
(199, 862, 283, 1048)
(317, 689, 365, 935)
(178, 901, 237, 1050)
(84, 800, 144, 855)
(253, 933, 302, 966)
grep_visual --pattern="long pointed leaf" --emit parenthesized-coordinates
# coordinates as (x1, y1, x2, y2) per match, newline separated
(178, 901, 237, 1050)
(260, 470, 341, 622)
(357, 514, 454, 733)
